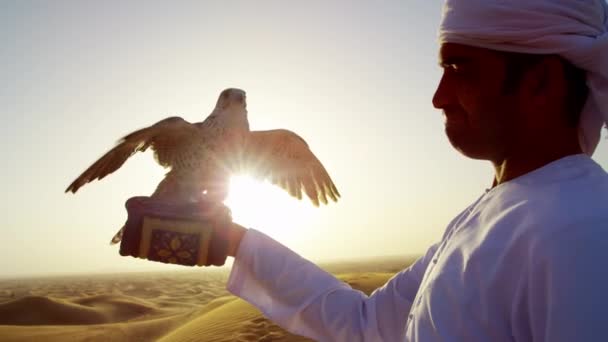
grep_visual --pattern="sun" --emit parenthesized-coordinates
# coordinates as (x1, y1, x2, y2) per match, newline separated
(224, 175, 319, 239)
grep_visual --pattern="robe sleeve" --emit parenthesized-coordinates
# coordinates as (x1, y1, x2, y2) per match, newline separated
(520, 220, 608, 342)
(227, 229, 438, 341)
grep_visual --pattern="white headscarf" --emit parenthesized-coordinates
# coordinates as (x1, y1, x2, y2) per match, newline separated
(438, 0, 608, 155)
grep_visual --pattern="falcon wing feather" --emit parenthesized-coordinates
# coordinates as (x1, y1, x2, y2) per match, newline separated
(244, 129, 340, 206)
(65, 116, 201, 193)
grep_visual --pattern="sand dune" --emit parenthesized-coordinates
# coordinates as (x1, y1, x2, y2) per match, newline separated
(161, 273, 396, 342)
(0, 257, 413, 341)
(0, 294, 161, 325)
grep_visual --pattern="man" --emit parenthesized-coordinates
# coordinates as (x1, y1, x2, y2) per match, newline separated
(219, 1, 608, 341)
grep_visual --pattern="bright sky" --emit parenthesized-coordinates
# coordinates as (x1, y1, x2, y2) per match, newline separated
(2, 1, 607, 277)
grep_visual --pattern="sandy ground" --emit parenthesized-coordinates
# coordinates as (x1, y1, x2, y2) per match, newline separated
(0, 256, 415, 341)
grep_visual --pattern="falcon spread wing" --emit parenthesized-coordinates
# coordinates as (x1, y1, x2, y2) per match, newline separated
(244, 129, 340, 206)
(65, 117, 202, 193)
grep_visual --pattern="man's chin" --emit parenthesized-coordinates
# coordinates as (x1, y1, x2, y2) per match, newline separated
(446, 132, 490, 161)
(445, 125, 467, 148)
(455, 147, 490, 160)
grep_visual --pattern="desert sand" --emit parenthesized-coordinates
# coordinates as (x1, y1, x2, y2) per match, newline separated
(0, 256, 415, 341)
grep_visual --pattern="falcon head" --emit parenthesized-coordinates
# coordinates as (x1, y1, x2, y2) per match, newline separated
(216, 88, 247, 111)
(213, 88, 250, 139)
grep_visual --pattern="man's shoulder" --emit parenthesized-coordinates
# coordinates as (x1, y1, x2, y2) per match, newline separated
(493, 167, 608, 229)
(480, 171, 608, 256)
(509, 193, 608, 268)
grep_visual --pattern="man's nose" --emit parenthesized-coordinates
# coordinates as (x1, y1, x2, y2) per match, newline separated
(432, 73, 451, 110)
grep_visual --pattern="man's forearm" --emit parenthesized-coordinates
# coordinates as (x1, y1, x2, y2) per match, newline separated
(225, 229, 427, 341)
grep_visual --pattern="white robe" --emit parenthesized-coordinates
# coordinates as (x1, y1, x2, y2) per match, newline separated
(227, 154, 608, 341)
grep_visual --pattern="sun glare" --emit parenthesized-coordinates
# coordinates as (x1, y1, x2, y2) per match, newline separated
(225, 175, 320, 239)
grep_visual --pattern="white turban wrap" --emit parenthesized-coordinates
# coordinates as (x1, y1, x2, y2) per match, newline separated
(438, 0, 608, 155)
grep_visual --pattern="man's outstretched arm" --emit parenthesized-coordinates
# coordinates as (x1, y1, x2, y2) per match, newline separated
(225, 223, 438, 341)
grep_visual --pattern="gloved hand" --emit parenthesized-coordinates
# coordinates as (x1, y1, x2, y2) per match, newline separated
(119, 196, 246, 267)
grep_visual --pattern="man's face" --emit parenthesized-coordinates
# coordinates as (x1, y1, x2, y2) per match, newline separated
(433, 43, 521, 162)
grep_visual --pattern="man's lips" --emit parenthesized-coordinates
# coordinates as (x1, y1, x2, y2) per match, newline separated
(442, 111, 467, 125)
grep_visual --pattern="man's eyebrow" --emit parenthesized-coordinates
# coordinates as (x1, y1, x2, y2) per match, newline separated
(438, 56, 472, 67)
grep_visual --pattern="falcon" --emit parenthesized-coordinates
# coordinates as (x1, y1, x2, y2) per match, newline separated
(65, 88, 340, 244)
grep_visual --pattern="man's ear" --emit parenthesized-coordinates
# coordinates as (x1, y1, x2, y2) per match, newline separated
(521, 55, 566, 108)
